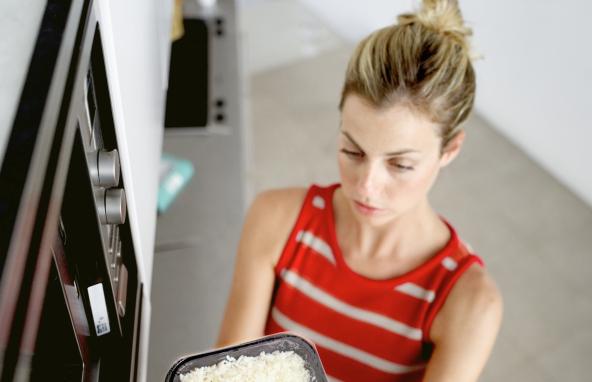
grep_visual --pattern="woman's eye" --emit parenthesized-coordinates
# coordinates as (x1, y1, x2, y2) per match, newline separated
(340, 149, 364, 159)
(390, 162, 414, 171)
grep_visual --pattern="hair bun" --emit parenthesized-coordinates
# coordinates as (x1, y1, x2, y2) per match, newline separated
(398, 0, 472, 51)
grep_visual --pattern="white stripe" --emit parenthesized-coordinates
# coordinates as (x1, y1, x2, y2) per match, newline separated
(272, 307, 426, 375)
(442, 256, 458, 271)
(312, 195, 326, 209)
(296, 230, 336, 265)
(326, 375, 344, 382)
(281, 269, 422, 341)
(395, 282, 436, 303)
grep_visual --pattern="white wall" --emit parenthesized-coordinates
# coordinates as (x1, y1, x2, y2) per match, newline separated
(299, 0, 592, 207)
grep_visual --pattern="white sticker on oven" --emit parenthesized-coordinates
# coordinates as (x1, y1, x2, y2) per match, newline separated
(88, 283, 111, 336)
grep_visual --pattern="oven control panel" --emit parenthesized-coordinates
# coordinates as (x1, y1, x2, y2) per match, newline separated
(81, 64, 129, 323)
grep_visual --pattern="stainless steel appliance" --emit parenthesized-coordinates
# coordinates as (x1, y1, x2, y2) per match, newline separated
(0, 1, 143, 380)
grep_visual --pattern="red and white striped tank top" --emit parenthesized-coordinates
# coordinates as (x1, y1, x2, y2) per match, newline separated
(263, 183, 484, 381)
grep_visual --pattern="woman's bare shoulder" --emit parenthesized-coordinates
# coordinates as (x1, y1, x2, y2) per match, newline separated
(449, 264, 502, 310)
(243, 187, 309, 264)
(430, 264, 503, 343)
(249, 187, 308, 221)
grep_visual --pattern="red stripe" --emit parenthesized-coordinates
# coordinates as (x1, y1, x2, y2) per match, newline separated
(272, 280, 423, 364)
(265, 316, 423, 382)
(317, 346, 407, 382)
(286, 260, 432, 327)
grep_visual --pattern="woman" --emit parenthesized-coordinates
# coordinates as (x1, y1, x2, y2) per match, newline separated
(217, 0, 503, 380)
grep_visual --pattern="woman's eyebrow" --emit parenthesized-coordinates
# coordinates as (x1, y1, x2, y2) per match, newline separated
(341, 131, 419, 156)
(341, 131, 363, 150)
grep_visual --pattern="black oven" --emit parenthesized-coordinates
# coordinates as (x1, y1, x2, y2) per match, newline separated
(0, 1, 143, 380)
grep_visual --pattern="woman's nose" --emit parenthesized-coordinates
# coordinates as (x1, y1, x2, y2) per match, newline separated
(356, 162, 382, 199)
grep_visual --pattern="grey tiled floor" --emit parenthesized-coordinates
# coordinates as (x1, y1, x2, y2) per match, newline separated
(147, 2, 592, 380)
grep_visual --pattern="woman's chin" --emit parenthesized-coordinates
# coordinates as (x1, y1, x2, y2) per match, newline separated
(350, 201, 394, 224)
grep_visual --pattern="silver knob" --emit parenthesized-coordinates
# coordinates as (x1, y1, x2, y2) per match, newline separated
(95, 188, 127, 225)
(88, 149, 120, 188)
(105, 188, 126, 225)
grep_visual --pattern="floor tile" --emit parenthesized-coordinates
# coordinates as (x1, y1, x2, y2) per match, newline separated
(495, 358, 557, 382)
(535, 326, 592, 381)
(148, 245, 235, 381)
(240, 0, 343, 74)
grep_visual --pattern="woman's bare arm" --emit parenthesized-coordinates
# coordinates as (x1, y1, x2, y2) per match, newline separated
(423, 264, 503, 381)
(215, 188, 306, 348)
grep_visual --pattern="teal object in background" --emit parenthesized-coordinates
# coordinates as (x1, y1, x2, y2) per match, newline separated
(158, 153, 194, 214)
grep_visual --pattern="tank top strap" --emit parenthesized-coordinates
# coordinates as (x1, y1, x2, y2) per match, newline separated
(421, 242, 485, 342)
(273, 183, 336, 274)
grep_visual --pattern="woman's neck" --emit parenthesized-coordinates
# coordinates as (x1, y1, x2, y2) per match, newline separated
(333, 188, 449, 262)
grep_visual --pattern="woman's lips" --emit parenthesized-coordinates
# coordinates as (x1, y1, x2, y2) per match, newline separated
(353, 200, 383, 215)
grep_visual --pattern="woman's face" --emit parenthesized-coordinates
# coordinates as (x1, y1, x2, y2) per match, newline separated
(337, 94, 463, 226)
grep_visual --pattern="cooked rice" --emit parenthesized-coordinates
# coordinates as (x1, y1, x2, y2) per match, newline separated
(179, 350, 311, 382)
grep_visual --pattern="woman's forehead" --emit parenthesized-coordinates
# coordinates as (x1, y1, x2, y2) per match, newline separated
(340, 95, 441, 152)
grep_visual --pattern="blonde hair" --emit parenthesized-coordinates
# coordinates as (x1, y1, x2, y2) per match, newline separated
(339, 0, 476, 149)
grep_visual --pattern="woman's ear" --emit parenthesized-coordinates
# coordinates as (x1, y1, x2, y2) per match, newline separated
(439, 130, 465, 168)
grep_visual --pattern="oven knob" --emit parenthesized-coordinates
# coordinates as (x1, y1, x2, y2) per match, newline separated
(95, 188, 127, 225)
(105, 188, 127, 225)
(88, 149, 120, 188)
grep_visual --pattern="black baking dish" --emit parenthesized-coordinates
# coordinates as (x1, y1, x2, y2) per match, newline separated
(165, 332, 327, 381)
